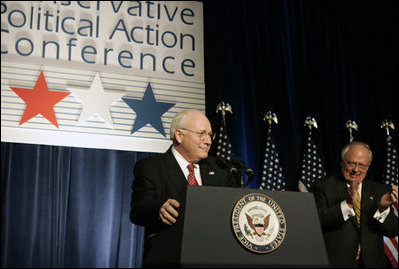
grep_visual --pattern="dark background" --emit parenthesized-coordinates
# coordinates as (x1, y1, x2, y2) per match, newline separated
(1, 1, 398, 267)
(204, 1, 398, 189)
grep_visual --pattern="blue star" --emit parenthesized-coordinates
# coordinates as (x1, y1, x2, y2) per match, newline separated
(123, 83, 175, 136)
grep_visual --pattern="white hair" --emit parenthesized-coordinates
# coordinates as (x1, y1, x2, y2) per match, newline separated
(170, 110, 192, 140)
(341, 141, 373, 162)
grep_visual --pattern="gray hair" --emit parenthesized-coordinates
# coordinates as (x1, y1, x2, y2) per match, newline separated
(341, 141, 373, 162)
(170, 110, 191, 140)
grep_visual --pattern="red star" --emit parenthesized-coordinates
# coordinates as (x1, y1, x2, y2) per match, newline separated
(10, 71, 70, 128)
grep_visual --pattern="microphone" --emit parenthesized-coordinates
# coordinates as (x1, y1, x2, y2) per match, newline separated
(216, 157, 239, 175)
(231, 157, 255, 177)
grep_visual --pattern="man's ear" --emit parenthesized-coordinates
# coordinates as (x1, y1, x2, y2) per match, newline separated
(175, 129, 183, 144)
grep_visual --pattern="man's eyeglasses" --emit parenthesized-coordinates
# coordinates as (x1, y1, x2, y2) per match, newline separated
(344, 161, 370, 170)
(179, 128, 216, 141)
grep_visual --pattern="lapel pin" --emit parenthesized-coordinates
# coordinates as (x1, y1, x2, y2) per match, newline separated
(369, 196, 374, 200)
(209, 171, 215, 175)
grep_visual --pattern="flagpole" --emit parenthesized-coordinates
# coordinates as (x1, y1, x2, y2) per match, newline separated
(264, 111, 278, 133)
(216, 102, 233, 130)
(215, 102, 234, 161)
(381, 119, 395, 140)
(345, 120, 358, 143)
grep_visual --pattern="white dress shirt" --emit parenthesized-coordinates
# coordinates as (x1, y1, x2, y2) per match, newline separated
(340, 182, 390, 223)
(171, 146, 202, 185)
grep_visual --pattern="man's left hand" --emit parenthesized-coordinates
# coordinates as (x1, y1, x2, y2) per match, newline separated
(379, 185, 398, 212)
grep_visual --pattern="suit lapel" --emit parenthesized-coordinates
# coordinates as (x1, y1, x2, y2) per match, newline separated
(199, 159, 218, 186)
(162, 148, 217, 188)
(163, 148, 188, 194)
(360, 180, 375, 225)
(333, 175, 359, 228)
(334, 175, 349, 202)
(200, 161, 210, 185)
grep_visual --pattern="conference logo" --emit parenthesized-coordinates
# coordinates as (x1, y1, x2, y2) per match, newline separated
(232, 193, 286, 253)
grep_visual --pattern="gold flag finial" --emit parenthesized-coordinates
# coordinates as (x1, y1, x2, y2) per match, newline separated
(264, 111, 278, 131)
(345, 120, 358, 143)
(304, 116, 318, 129)
(216, 102, 233, 129)
(381, 119, 395, 137)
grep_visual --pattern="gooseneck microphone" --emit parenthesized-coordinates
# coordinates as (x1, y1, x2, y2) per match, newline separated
(231, 157, 256, 188)
(216, 157, 239, 175)
(231, 157, 255, 177)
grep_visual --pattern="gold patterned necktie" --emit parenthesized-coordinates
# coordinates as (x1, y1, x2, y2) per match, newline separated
(354, 191, 361, 261)
(187, 164, 199, 186)
(354, 191, 361, 225)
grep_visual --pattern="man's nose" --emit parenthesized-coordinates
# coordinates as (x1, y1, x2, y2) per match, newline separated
(204, 134, 212, 144)
(352, 164, 361, 172)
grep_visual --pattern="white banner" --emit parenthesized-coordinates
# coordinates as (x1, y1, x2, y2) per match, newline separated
(1, 1, 204, 153)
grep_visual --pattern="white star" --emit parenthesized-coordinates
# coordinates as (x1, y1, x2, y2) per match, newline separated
(69, 73, 124, 128)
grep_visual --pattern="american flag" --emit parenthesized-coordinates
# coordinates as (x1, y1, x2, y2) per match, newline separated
(382, 136, 398, 268)
(215, 125, 234, 161)
(298, 130, 326, 192)
(259, 130, 286, 190)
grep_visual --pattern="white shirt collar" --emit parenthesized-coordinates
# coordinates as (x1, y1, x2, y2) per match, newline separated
(171, 146, 202, 185)
(171, 146, 192, 170)
(346, 182, 362, 196)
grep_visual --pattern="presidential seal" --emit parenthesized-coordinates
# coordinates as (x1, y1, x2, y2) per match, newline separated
(232, 193, 286, 253)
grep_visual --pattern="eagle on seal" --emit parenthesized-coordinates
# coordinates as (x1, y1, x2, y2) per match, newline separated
(245, 213, 270, 237)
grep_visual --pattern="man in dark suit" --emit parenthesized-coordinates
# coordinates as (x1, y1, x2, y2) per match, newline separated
(313, 141, 398, 268)
(130, 109, 238, 266)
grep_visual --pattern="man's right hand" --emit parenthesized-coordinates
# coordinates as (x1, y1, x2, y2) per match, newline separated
(346, 181, 360, 208)
(159, 199, 180, 225)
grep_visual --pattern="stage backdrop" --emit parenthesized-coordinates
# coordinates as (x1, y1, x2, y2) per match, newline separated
(1, 1, 398, 268)
(1, 1, 204, 268)
(1, 1, 204, 152)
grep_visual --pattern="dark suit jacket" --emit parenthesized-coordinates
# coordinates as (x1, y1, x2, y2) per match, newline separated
(130, 146, 238, 236)
(312, 174, 398, 268)
(130, 147, 239, 266)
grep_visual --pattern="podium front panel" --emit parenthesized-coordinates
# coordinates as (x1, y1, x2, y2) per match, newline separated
(180, 186, 328, 268)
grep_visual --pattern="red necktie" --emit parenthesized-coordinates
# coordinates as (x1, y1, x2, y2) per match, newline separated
(187, 164, 199, 185)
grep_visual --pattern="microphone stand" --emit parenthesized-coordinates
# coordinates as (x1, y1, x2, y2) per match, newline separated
(246, 173, 256, 188)
(240, 173, 245, 189)
(239, 171, 254, 189)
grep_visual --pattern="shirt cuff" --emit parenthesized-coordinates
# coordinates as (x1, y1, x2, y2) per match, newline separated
(341, 200, 355, 221)
(373, 207, 391, 223)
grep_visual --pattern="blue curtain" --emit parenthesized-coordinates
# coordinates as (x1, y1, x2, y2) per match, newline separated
(1, 142, 152, 268)
(1, 1, 398, 267)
